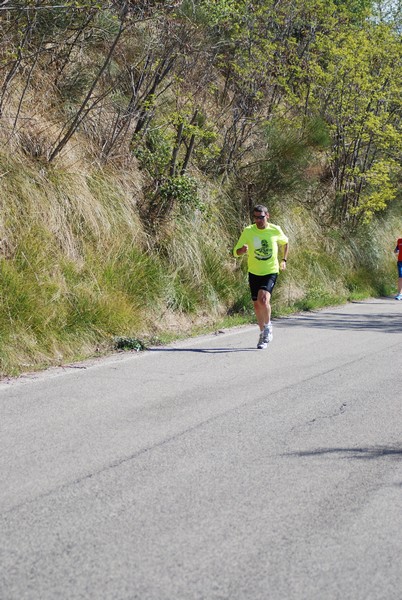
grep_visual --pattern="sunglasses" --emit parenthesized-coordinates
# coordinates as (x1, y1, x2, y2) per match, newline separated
(254, 215, 266, 220)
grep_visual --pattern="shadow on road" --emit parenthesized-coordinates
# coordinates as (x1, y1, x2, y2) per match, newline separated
(148, 347, 256, 354)
(275, 311, 402, 334)
(285, 445, 402, 460)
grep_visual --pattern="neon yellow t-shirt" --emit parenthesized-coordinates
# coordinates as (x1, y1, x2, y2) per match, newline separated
(233, 223, 288, 275)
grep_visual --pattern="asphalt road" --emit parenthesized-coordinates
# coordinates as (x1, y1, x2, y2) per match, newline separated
(1, 298, 402, 600)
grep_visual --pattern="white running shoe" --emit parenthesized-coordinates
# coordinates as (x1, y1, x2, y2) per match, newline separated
(263, 324, 273, 343)
(395, 293, 402, 300)
(257, 332, 267, 349)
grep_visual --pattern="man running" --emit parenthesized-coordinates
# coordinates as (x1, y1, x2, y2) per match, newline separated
(233, 204, 288, 349)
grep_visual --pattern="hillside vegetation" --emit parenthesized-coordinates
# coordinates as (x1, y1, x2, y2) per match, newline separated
(0, 0, 401, 376)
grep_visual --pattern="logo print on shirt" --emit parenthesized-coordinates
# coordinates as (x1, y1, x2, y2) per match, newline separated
(253, 238, 272, 261)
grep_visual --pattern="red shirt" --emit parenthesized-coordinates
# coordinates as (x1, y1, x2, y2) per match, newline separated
(396, 238, 402, 261)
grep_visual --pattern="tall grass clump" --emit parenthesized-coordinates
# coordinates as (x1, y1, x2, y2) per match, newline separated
(154, 211, 242, 318)
(0, 154, 149, 375)
(0, 152, 243, 375)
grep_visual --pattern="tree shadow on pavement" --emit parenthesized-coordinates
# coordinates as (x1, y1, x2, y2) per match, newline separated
(275, 311, 402, 334)
(285, 445, 402, 460)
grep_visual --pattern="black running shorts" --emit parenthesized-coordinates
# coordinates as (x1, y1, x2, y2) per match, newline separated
(248, 272, 278, 301)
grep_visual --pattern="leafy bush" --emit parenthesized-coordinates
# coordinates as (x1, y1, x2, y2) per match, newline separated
(159, 175, 199, 208)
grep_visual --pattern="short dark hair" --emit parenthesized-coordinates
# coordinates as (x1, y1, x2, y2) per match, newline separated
(253, 204, 268, 214)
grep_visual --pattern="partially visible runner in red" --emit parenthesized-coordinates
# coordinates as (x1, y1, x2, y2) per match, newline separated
(394, 237, 402, 300)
